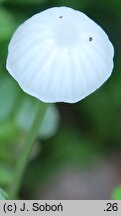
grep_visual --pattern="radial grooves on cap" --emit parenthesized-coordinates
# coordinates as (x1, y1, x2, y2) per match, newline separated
(17, 44, 56, 101)
(71, 48, 87, 95)
(6, 7, 114, 103)
(94, 41, 112, 65)
(63, 51, 74, 101)
(81, 47, 100, 89)
(12, 29, 51, 71)
(10, 41, 44, 79)
(51, 53, 65, 101)
(76, 44, 96, 90)
(11, 30, 49, 61)
(46, 61, 61, 101)
(90, 45, 109, 76)
(11, 32, 45, 53)
(68, 51, 80, 99)
(26, 43, 55, 89)
(85, 44, 108, 82)
(38, 49, 58, 100)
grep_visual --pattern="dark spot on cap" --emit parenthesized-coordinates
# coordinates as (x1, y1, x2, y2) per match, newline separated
(59, 16, 63, 18)
(89, 37, 93, 41)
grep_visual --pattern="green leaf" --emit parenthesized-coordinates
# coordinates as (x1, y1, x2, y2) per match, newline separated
(55, 0, 86, 9)
(7, 0, 46, 5)
(0, 188, 8, 200)
(112, 185, 121, 200)
(0, 0, 7, 3)
(0, 120, 18, 143)
(0, 8, 16, 41)
(0, 76, 19, 122)
(0, 165, 12, 186)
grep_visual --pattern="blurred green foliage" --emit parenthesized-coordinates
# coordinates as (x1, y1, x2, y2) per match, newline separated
(0, 0, 121, 199)
(0, 188, 8, 200)
(112, 185, 121, 200)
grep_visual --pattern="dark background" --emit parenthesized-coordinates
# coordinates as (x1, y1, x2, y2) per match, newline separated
(0, 0, 121, 199)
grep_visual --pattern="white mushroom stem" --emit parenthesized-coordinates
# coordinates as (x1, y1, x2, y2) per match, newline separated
(8, 101, 48, 199)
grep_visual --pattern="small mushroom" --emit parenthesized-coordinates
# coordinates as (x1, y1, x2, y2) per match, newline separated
(6, 7, 114, 103)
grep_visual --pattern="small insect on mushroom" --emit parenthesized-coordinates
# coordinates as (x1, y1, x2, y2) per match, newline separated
(89, 37, 93, 41)
(6, 7, 114, 103)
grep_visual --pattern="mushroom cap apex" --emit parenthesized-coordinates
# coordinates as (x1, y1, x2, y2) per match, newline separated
(6, 6, 114, 103)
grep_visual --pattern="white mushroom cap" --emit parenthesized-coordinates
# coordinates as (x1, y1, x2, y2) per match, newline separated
(6, 7, 114, 103)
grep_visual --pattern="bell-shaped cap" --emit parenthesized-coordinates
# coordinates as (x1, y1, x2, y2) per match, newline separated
(6, 7, 114, 103)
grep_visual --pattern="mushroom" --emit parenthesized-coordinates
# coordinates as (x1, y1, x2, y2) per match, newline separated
(6, 6, 114, 103)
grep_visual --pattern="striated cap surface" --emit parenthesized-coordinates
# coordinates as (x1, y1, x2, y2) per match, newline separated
(6, 7, 114, 103)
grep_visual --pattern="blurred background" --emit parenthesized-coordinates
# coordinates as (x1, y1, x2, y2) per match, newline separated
(0, 0, 121, 200)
